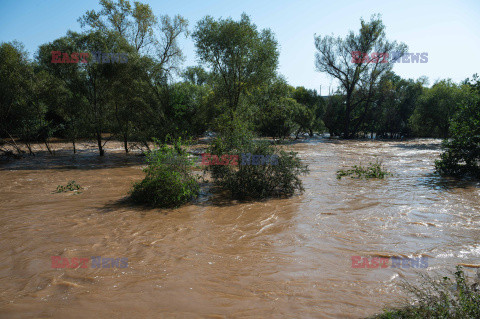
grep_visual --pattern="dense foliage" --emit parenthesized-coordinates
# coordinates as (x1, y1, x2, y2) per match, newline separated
(204, 120, 309, 199)
(130, 138, 200, 207)
(435, 75, 480, 178)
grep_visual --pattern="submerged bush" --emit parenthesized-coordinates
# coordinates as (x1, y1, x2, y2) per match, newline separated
(205, 118, 309, 200)
(55, 180, 82, 193)
(371, 267, 480, 319)
(336, 160, 390, 179)
(130, 138, 200, 208)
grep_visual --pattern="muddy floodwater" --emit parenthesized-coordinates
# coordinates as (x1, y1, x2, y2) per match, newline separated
(0, 138, 479, 318)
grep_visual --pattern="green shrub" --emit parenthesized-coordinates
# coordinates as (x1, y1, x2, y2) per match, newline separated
(205, 120, 309, 200)
(130, 138, 200, 208)
(336, 160, 390, 179)
(371, 267, 480, 319)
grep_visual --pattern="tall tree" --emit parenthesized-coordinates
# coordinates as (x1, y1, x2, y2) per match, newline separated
(78, 0, 188, 74)
(314, 14, 407, 138)
(192, 13, 279, 119)
(0, 41, 46, 155)
(78, 0, 189, 149)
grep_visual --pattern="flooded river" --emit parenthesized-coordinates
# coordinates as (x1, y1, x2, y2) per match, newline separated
(0, 138, 479, 318)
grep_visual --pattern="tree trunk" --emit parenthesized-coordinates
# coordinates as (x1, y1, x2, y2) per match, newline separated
(96, 131, 104, 156)
(25, 142, 34, 156)
(344, 94, 352, 139)
(44, 139, 53, 155)
(124, 133, 129, 154)
(72, 139, 76, 154)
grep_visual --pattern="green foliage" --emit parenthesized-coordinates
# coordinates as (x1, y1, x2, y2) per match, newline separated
(336, 160, 390, 179)
(192, 13, 279, 114)
(292, 86, 324, 136)
(322, 94, 345, 137)
(258, 97, 300, 139)
(409, 79, 463, 138)
(130, 138, 200, 208)
(163, 82, 210, 138)
(182, 66, 210, 86)
(205, 119, 309, 200)
(368, 71, 424, 138)
(252, 77, 306, 139)
(55, 181, 82, 193)
(371, 267, 480, 319)
(435, 74, 480, 178)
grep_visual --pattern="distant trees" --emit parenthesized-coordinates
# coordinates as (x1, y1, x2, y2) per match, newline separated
(322, 94, 345, 137)
(2, 3, 479, 164)
(314, 14, 407, 138)
(409, 79, 462, 138)
(365, 71, 424, 138)
(292, 86, 324, 137)
(0, 41, 46, 155)
(76, 0, 189, 154)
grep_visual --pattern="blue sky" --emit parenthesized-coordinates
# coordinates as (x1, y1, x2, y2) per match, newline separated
(1, 0, 479, 92)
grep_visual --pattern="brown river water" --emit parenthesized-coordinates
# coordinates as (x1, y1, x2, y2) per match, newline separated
(0, 138, 479, 318)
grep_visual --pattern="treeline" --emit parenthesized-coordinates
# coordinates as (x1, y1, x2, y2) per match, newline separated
(0, 1, 477, 157)
(323, 73, 470, 139)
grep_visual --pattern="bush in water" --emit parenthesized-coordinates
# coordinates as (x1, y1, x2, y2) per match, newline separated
(130, 138, 200, 208)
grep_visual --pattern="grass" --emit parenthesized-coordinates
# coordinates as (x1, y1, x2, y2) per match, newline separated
(336, 160, 390, 179)
(370, 267, 480, 319)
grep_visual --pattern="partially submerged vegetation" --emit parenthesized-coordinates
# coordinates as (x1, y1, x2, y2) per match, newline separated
(54, 180, 82, 193)
(129, 138, 200, 208)
(336, 160, 390, 179)
(205, 121, 309, 200)
(371, 267, 480, 319)
(129, 126, 309, 205)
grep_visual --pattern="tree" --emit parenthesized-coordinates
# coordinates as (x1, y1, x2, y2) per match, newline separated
(78, 0, 156, 53)
(409, 79, 462, 138)
(79, 0, 188, 74)
(78, 0, 190, 151)
(322, 94, 345, 137)
(369, 72, 424, 138)
(314, 14, 407, 138)
(181, 66, 210, 86)
(40, 30, 134, 156)
(292, 86, 323, 136)
(37, 35, 90, 154)
(192, 13, 279, 119)
(435, 74, 480, 177)
(0, 41, 46, 155)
